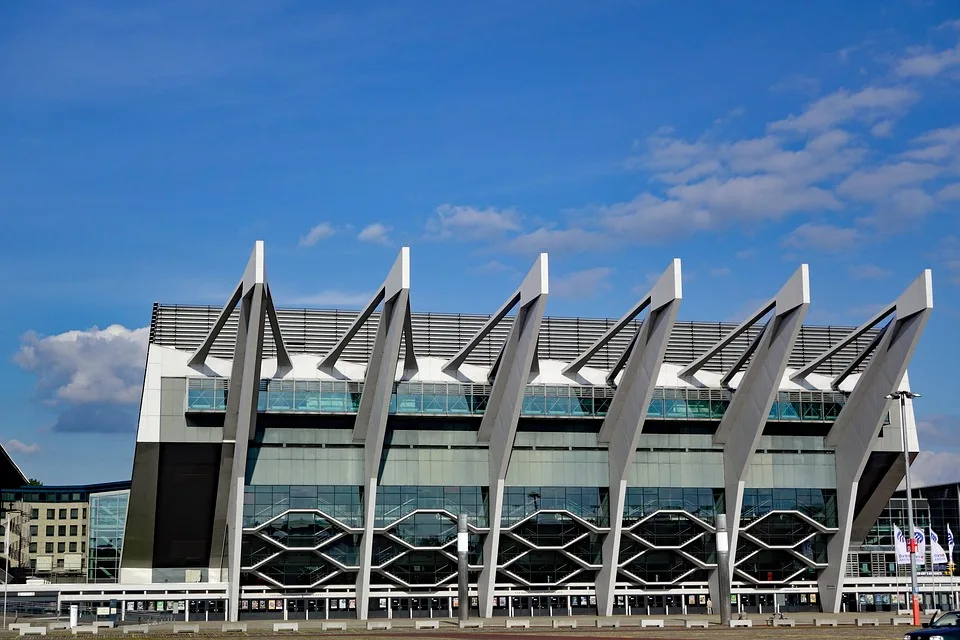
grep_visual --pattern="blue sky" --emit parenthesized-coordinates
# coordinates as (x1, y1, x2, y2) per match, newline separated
(2, 1, 960, 485)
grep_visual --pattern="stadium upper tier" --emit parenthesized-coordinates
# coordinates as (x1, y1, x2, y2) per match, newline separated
(150, 302, 879, 394)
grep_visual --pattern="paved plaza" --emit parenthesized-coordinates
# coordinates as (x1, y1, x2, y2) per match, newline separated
(2, 613, 935, 639)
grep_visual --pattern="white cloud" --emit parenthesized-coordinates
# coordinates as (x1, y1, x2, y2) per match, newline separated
(911, 451, 960, 487)
(848, 264, 893, 280)
(904, 125, 960, 162)
(768, 87, 918, 133)
(357, 223, 391, 245)
(551, 267, 613, 300)
(870, 120, 894, 137)
(5, 439, 39, 455)
(597, 193, 712, 239)
(298, 222, 336, 247)
(14, 325, 148, 405)
(503, 227, 610, 254)
(895, 44, 960, 78)
(709, 267, 732, 278)
(427, 204, 521, 239)
(736, 248, 758, 260)
(472, 260, 515, 274)
(285, 290, 371, 307)
(781, 223, 860, 253)
(938, 183, 960, 201)
(668, 175, 840, 218)
(937, 19, 960, 31)
(836, 161, 942, 200)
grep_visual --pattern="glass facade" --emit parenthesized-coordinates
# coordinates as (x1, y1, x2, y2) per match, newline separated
(623, 488, 724, 523)
(741, 488, 838, 527)
(243, 485, 362, 528)
(186, 378, 852, 423)
(502, 486, 609, 526)
(375, 486, 487, 527)
(87, 490, 129, 583)
(734, 488, 836, 585)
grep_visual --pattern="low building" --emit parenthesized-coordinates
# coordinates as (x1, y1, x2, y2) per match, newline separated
(0, 481, 130, 582)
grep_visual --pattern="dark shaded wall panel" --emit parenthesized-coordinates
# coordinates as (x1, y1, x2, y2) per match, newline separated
(153, 443, 222, 568)
(121, 443, 161, 570)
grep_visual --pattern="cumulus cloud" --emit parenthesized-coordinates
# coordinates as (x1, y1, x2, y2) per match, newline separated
(781, 223, 860, 253)
(895, 44, 960, 78)
(298, 222, 336, 247)
(916, 413, 960, 441)
(911, 451, 960, 487)
(768, 87, 919, 133)
(503, 227, 610, 254)
(551, 267, 614, 300)
(870, 120, 894, 138)
(357, 223, 391, 245)
(427, 204, 521, 240)
(837, 162, 942, 200)
(472, 260, 516, 275)
(938, 183, 960, 202)
(904, 125, 960, 163)
(14, 325, 148, 405)
(5, 439, 39, 455)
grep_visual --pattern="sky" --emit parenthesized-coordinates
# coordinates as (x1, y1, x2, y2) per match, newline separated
(1, 0, 960, 486)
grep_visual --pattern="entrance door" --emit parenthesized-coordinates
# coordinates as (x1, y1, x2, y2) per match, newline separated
(511, 596, 530, 617)
(648, 594, 666, 615)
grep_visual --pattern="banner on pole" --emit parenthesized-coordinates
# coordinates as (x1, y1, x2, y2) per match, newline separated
(913, 527, 927, 566)
(894, 524, 911, 565)
(930, 528, 949, 565)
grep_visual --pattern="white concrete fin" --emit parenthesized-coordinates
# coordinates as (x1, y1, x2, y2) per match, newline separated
(241, 240, 266, 295)
(793, 268, 931, 381)
(774, 264, 810, 315)
(680, 265, 805, 379)
(444, 253, 548, 373)
(895, 268, 933, 317)
(519, 253, 549, 304)
(384, 246, 411, 299)
(318, 247, 412, 371)
(190, 242, 293, 369)
(650, 258, 683, 311)
(562, 259, 679, 378)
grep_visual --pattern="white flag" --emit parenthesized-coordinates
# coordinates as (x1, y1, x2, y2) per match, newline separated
(893, 524, 911, 565)
(913, 527, 927, 565)
(930, 528, 949, 565)
(949, 524, 955, 562)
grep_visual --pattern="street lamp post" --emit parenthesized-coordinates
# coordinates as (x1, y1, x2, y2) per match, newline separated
(888, 390, 921, 626)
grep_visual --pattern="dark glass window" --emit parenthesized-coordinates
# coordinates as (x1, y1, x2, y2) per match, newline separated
(506, 550, 588, 585)
(383, 551, 456, 585)
(622, 549, 705, 584)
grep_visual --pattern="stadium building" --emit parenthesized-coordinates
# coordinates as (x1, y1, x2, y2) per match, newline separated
(5, 242, 938, 621)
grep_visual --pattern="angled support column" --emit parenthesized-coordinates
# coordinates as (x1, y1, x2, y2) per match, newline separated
(460, 255, 548, 618)
(198, 241, 291, 622)
(705, 265, 810, 598)
(810, 270, 932, 613)
(316, 249, 414, 620)
(594, 259, 682, 616)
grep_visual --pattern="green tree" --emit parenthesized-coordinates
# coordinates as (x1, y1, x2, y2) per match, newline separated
(27, 478, 42, 486)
